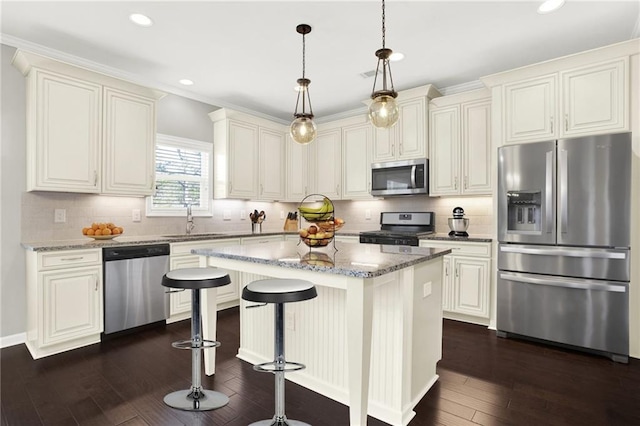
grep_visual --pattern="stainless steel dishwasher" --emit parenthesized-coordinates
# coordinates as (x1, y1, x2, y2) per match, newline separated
(103, 244, 170, 335)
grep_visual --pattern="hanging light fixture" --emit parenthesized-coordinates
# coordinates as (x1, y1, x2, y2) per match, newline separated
(290, 24, 317, 145)
(368, 0, 399, 129)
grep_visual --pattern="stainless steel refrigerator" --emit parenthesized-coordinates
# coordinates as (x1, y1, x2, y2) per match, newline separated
(497, 132, 631, 362)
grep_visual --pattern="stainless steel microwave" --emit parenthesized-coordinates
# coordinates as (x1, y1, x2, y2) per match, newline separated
(371, 158, 428, 196)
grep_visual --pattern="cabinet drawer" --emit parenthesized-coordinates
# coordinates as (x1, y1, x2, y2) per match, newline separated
(420, 240, 491, 257)
(171, 238, 241, 256)
(240, 235, 284, 245)
(39, 249, 101, 270)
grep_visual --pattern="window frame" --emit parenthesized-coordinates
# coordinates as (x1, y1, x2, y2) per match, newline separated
(146, 133, 213, 217)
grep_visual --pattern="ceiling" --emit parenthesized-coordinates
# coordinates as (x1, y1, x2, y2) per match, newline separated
(2, 1, 639, 123)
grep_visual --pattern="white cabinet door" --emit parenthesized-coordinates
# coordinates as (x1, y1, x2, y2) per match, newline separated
(310, 129, 342, 199)
(40, 266, 102, 346)
(372, 97, 427, 162)
(228, 120, 259, 198)
(286, 135, 310, 201)
(452, 257, 490, 319)
(397, 97, 427, 160)
(429, 106, 459, 196)
(461, 100, 492, 195)
(30, 69, 102, 193)
(168, 255, 198, 318)
(441, 256, 453, 312)
(259, 128, 285, 200)
(342, 123, 373, 200)
(240, 235, 284, 245)
(504, 74, 557, 143)
(561, 58, 628, 137)
(102, 87, 156, 195)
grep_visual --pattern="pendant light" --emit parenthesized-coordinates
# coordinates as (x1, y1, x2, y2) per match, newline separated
(290, 24, 317, 145)
(368, 0, 399, 129)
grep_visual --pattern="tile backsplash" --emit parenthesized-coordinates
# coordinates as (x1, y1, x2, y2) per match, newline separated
(21, 192, 494, 242)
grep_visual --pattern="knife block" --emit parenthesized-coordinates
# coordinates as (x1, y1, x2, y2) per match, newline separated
(283, 218, 298, 231)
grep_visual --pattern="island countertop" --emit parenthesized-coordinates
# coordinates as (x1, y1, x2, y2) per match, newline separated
(192, 240, 451, 278)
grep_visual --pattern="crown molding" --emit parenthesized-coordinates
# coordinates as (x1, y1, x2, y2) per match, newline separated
(0, 34, 289, 125)
(438, 80, 486, 96)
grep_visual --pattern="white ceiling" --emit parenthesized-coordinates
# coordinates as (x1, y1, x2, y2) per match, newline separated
(2, 1, 639, 123)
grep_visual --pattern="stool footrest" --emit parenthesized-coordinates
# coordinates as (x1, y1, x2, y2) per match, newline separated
(253, 360, 305, 373)
(171, 339, 220, 350)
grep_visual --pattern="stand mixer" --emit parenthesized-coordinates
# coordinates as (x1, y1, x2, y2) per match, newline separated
(448, 207, 469, 237)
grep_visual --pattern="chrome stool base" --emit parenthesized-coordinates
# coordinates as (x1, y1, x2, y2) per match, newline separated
(249, 419, 311, 426)
(163, 388, 229, 411)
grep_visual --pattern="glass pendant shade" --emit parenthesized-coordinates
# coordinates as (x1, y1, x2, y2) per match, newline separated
(369, 94, 399, 129)
(290, 116, 317, 145)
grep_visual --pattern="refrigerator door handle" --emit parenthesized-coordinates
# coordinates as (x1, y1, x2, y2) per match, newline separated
(559, 148, 568, 234)
(499, 273, 627, 293)
(545, 150, 553, 234)
(499, 245, 627, 259)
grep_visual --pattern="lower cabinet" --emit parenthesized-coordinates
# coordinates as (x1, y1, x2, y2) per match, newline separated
(420, 240, 491, 325)
(25, 248, 103, 359)
(168, 238, 241, 323)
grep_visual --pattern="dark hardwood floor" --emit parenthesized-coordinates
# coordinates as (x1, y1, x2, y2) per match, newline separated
(2, 308, 640, 425)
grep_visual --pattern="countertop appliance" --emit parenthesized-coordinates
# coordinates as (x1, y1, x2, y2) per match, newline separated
(103, 244, 170, 335)
(497, 132, 631, 362)
(371, 158, 428, 197)
(447, 207, 469, 237)
(359, 212, 435, 246)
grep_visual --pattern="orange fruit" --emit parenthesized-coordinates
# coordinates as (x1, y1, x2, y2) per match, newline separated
(94, 229, 102, 235)
(82, 227, 89, 235)
(112, 228, 121, 235)
(102, 228, 112, 235)
(92, 223, 99, 230)
(86, 228, 95, 235)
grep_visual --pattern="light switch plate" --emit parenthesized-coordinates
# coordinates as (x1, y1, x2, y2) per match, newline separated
(132, 209, 141, 222)
(223, 210, 231, 220)
(241, 210, 246, 220)
(365, 209, 372, 220)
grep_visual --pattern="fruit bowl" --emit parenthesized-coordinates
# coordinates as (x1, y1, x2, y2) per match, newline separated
(86, 235, 118, 240)
(300, 235, 333, 248)
(298, 196, 334, 222)
(315, 218, 345, 232)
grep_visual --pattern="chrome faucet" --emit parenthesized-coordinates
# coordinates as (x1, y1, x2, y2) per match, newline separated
(186, 205, 195, 235)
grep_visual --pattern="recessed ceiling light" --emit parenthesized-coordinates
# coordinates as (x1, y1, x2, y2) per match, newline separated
(538, 0, 565, 14)
(129, 13, 153, 27)
(179, 79, 194, 86)
(389, 52, 405, 62)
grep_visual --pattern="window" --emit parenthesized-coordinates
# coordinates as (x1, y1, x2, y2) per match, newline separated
(146, 134, 213, 216)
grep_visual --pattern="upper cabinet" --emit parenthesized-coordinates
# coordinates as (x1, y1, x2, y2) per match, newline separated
(12, 50, 165, 196)
(482, 44, 634, 145)
(342, 121, 374, 200)
(372, 85, 441, 163)
(285, 134, 310, 201)
(429, 89, 492, 196)
(210, 109, 285, 200)
(309, 126, 342, 199)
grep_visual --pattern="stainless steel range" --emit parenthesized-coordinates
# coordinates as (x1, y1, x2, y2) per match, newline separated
(359, 212, 435, 246)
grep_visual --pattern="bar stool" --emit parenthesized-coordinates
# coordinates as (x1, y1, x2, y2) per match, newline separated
(242, 278, 317, 426)
(161, 267, 231, 411)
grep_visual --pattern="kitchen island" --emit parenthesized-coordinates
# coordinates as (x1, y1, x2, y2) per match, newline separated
(194, 240, 450, 426)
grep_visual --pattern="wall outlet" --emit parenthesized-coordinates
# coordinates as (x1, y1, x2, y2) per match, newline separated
(132, 209, 141, 222)
(285, 311, 295, 331)
(223, 210, 231, 220)
(280, 210, 285, 220)
(423, 282, 432, 298)
(54, 209, 66, 223)
(240, 210, 246, 220)
(365, 209, 372, 220)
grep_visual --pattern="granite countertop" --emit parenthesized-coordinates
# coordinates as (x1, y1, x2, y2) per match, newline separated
(420, 233, 493, 243)
(21, 230, 491, 252)
(194, 240, 451, 278)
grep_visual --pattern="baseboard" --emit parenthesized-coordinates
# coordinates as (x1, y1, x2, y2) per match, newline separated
(1, 332, 26, 349)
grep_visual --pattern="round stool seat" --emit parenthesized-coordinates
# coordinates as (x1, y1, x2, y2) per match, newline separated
(162, 267, 231, 290)
(242, 278, 316, 304)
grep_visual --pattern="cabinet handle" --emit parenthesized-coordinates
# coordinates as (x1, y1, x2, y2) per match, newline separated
(94, 276, 98, 291)
(455, 265, 459, 278)
(550, 117, 554, 134)
(454, 176, 458, 190)
(336, 184, 340, 194)
(260, 184, 264, 195)
(399, 143, 403, 156)
(150, 175, 154, 190)
(229, 182, 233, 193)
(61, 256, 83, 261)
(445, 264, 449, 276)
(464, 176, 468, 190)
(564, 114, 568, 131)
(391, 144, 394, 157)
(304, 186, 308, 196)
(94, 170, 98, 186)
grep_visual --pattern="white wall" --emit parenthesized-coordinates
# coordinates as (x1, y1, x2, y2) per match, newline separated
(1, 44, 26, 340)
